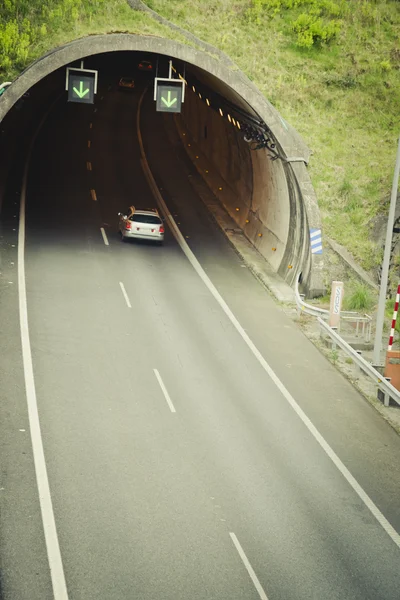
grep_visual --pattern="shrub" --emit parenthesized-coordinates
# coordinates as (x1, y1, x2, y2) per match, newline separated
(343, 282, 375, 311)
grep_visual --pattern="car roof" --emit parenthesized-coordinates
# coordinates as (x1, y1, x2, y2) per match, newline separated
(128, 206, 160, 217)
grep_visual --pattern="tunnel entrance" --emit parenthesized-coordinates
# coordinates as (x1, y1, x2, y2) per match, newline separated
(0, 34, 324, 296)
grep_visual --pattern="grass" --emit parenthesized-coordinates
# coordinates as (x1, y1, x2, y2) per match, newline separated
(0, 1, 191, 80)
(342, 281, 376, 311)
(143, 0, 400, 273)
(1, 0, 399, 274)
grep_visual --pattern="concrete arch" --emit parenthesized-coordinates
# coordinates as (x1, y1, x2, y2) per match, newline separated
(0, 33, 324, 295)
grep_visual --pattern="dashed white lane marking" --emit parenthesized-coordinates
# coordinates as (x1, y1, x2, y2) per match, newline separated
(229, 533, 269, 600)
(119, 282, 131, 308)
(88, 140, 91, 148)
(137, 90, 400, 551)
(153, 369, 176, 413)
(89, 122, 93, 129)
(100, 228, 109, 246)
(18, 99, 70, 599)
(90, 189, 97, 201)
(86, 161, 92, 171)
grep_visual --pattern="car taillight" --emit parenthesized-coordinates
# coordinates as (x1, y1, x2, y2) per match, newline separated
(148, 65, 152, 69)
(125, 221, 131, 230)
(159, 225, 165, 234)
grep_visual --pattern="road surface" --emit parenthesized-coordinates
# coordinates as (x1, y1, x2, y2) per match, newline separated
(1, 78, 400, 600)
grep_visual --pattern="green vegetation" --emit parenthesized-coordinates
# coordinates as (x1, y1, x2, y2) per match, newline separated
(145, 0, 400, 272)
(1, 0, 399, 274)
(343, 281, 376, 311)
(385, 298, 400, 334)
(0, 0, 184, 79)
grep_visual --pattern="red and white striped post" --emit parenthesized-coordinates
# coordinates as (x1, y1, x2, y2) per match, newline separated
(388, 282, 400, 351)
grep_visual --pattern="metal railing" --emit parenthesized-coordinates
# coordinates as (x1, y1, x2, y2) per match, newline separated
(295, 275, 329, 318)
(340, 313, 372, 343)
(318, 318, 400, 407)
(295, 274, 372, 343)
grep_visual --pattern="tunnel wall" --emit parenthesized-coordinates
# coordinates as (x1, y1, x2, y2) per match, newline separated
(177, 90, 295, 274)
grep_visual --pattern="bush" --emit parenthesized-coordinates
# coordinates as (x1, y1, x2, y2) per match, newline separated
(343, 282, 375, 311)
(292, 13, 341, 47)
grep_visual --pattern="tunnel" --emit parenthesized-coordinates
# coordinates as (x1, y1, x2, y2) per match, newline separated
(0, 33, 324, 296)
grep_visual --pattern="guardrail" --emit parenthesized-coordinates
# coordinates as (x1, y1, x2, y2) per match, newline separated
(318, 318, 400, 407)
(295, 275, 329, 318)
(295, 274, 372, 342)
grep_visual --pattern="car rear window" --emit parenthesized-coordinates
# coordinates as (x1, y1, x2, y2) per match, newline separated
(131, 214, 161, 224)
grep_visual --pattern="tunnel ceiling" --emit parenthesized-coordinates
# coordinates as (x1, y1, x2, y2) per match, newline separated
(0, 34, 310, 162)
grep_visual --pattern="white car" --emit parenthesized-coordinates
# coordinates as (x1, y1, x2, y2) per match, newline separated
(118, 206, 164, 244)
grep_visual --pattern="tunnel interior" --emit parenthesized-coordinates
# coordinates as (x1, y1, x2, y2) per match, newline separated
(1, 45, 317, 293)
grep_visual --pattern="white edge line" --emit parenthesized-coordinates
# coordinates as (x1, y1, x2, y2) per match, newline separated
(119, 282, 131, 308)
(229, 533, 269, 600)
(100, 227, 109, 246)
(136, 89, 400, 551)
(153, 369, 176, 413)
(18, 96, 69, 599)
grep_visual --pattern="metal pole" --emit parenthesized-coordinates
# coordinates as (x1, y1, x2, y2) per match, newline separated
(373, 136, 400, 364)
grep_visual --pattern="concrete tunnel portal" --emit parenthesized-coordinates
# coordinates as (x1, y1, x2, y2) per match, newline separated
(0, 33, 324, 296)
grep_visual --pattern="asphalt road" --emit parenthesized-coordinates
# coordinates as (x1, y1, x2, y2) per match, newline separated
(1, 78, 400, 600)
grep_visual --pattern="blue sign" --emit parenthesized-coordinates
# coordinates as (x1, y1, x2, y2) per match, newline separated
(310, 228, 322, 254)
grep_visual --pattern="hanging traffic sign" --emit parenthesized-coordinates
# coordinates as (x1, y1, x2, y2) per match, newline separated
(66, 67, 98, 104)
(155, 79, 184, 113)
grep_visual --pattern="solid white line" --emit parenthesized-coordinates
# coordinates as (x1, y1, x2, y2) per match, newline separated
(153, 369, 176, 413)
(137, 90, 400, 550)
(119, 282, 131, 308)
(100, 227, 109, 246)
(18, 101, 69, 599)
(229, 533, 269, 600)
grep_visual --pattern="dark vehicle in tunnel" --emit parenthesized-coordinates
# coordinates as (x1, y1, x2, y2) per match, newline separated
(118, 76, 135, 91)
(138, 59, 153, 72)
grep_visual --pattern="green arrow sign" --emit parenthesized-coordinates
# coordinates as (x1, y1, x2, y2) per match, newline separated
(73, 81, 90, 99)
(161, 91, 177, 108)
(156, 82, 183, 113)
(67, 70, 96, 104)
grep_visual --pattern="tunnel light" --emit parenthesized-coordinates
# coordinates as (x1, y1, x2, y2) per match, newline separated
(258, 233, 263, 237)
(205, 170, 209, 173)
(288, 265, 293, 269)
(232, 117, 236, 126)
(192, 86, 196, 92)
(218, 187, 223, 191)
(183, 132, 186, 136)
(245, 219, 249, 223)
(196, 156, 199, 159)
(219, 108, 224, 116)
(188, 143, 191, 147)
(227, 114, 232, 123)
(206, 98, 210, 106)
(235, 207, 240, 211)
(237, 122, 241, 130)
(198, 93, 202, 99)
(272, 247, 277, 251)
